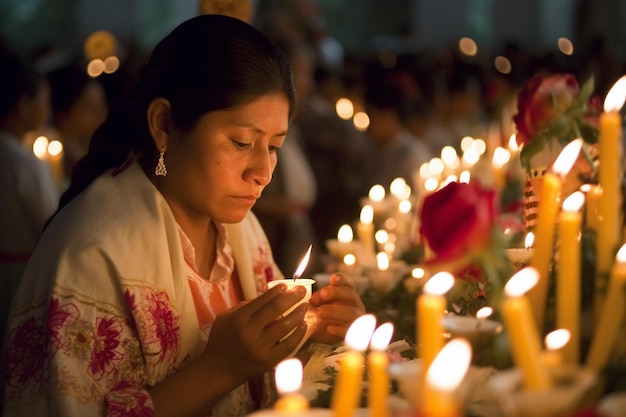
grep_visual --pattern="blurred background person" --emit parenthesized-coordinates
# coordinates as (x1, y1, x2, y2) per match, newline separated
(0, 44, 58, 348)
(359, 63, 432, 191)
(47, 64, 108, 182)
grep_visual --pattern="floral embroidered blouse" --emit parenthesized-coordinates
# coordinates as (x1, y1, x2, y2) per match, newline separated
(2, 160, 283, 417)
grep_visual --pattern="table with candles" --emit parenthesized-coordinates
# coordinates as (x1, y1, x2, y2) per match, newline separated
(252, 74, 626, 417)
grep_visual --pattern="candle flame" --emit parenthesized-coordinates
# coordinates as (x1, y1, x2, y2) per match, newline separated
(616, 244, 626, 263)
(275, 358, 303, 394)
(370, 322, 394, 351)
(293, 245, 312, 280)
(476, 306, 493, 319)
(545, 329, 570, 351)
(376, 252, 389, 271)
(343, 253, 356, 266)
(604, 75, 626, 112)
(562, 191, 585, 212)
(505, 267, 539, 297)
(33, 136, 49, 159)
(368, 185, 386, 202)
(360, 205, 374, 224)
(412, 267, 425, 279)
(552, 138, 583, 176)
(337, 224, 353, 243)
(426, 338, 472, 392)
(525, 232, 535, 249)
(423, 272, 455, 295)
(491, 146, 511, 168)
(345, 314, 377, 351)
(390, 177, 407, 198)
(47, 140, 63, 156)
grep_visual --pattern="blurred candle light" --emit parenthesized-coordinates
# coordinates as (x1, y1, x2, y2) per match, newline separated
(508, 133, 520, 153)
(459, 170, 471, 184)
(492, 146, 511, 189)
(336, 98, 354, 120)
(331, 314, 377, 417)
(32, 135, 49, 160)
(273, 358, 309, 412)
(47, 139, 64, 187)
(368, 322, 394, 417)
(529, 138, 583, 331)
(502, 267, 552, 390)
(557, 191, 584, 364)
(418, 272, 455, 373)
(423, 338, 472, 417)
(358, 205, 376, 261)
(476, 306, 493, 320)
(353, 111, 370, 131)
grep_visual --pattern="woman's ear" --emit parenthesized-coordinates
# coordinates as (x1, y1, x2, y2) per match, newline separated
(147, 98, 172, 150)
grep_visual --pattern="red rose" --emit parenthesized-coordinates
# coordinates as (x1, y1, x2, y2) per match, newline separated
(419, 181, 497, 262)
(514, 74, 580, 146)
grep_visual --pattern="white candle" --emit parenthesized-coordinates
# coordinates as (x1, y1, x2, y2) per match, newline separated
(357, 205, 376, 262)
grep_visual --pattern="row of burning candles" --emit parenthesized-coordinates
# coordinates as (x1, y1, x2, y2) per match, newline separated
(261, 268, 579, 417)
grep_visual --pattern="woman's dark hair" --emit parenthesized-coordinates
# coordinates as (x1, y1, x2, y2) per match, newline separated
(58, 14, 297, 210)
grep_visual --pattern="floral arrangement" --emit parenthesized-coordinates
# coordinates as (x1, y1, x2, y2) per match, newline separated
(513, 73, 601, 172)
(418, 181, 514, 315)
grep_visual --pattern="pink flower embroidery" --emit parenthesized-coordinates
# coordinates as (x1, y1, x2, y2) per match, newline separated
(5, 316, 47, 388)
(147, 292, 180, 361)
(88, 317, 123, 380)
(106, 386, 155, 417)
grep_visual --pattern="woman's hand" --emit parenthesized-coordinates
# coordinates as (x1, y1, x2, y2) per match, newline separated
(201, 283, 308, 387)
(308, 273, 366, 345)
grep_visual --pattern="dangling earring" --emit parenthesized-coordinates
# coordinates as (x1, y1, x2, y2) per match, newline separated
(155, 148, 167, 176)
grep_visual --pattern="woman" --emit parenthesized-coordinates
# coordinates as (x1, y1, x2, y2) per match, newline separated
(2, 15, 364, 417)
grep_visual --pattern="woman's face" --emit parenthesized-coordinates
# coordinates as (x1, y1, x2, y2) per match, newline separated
(159, 93, 289, 224)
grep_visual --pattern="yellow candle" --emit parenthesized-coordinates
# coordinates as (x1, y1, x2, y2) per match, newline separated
(273, 358, 308, 412)
(368, 322, 394, 417)
(422, 338, 472, 417)
(417, 272, 455, 372)
(331, 314, 376, 417)
(540, 329, 570, 368)
(582, 184, 601, 231)
(557, 191, 584, 365)
(528, 138, 583, 331)
(586, 244, 626, 372)
(502, 267, 552, 391)
(596, 76, 626, 319)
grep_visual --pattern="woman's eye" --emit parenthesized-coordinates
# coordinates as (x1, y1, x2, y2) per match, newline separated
(232, 140, 249, 149)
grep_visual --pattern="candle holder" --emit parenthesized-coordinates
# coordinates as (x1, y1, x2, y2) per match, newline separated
(387, 359, 487, 412)
(442, 315, 503, 366)
(504, 248, 535, 269)
(487, 365, 597, 417)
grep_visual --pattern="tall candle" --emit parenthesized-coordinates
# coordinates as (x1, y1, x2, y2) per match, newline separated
(586, 244, 626, 372)
(528, 138, 583, 331)
(273, 358, 308, 412)
(502, 267, 552, 391)
(582, 184, 601, 231)
(331, 314, 376, 417)
(417, 272, 455, 373)
(423, 338, 472, 417)
(368, 322, 394, 417)
(557, 191, 584, 365)
(596, 75, 626, 319)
